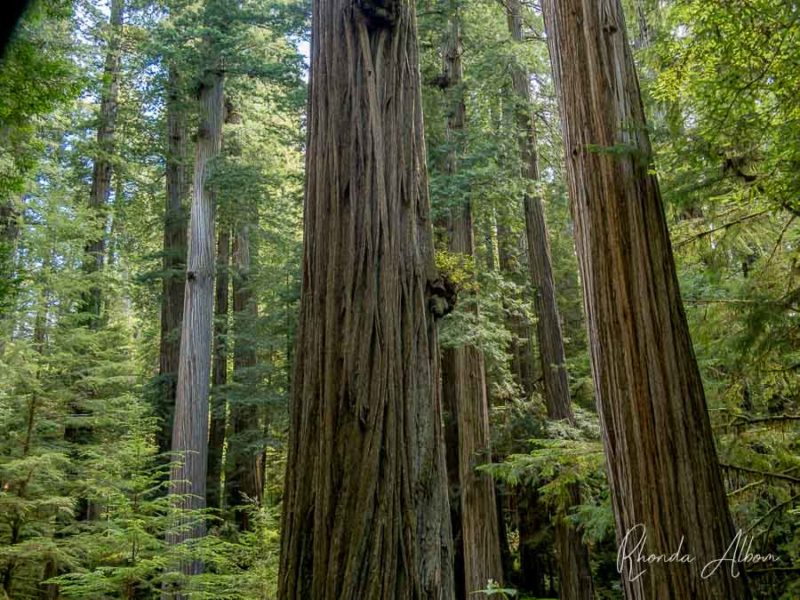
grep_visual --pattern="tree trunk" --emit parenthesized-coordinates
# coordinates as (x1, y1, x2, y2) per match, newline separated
(542, 1, 751, 597)
(164, 53, 224, 587)
(506, 2, 594, 598)
(226, 221, 262, 530)
(66, 0, 123, 524)
(516, 486, 548, 597)
(278, 1, 454, 598)
(82, 0, 123, 327)
(438, 7, 503, 596)
(207, 227, 230, 511)
(157, 64, 188, 457)
(633, 0, 651, 49)
(0, 198, 20, 353)
(496, 223, 535, 399)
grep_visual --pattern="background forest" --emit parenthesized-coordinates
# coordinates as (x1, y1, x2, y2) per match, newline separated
(0, 0, 798, 599)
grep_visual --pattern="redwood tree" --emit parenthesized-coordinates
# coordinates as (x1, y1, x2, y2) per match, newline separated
(506, 2, 594, 598)
(207, 226, 230, 510)
(542, 0, 751, 597)
(278, 1, 454, 598)
(438, 6, 503, 596)
(157, 64, 188, 457)
(82, 0, 123, 327)
(226, 219, 262, 530)
(164, 2, 225, 582)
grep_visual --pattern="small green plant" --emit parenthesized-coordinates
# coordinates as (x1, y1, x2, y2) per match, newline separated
(473, 578, 518, 598)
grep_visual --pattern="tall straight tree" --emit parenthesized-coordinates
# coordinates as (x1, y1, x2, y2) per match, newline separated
(542, 0, 751, 598)
(506, 2, 594, 598)
(438, 5, 503, 596)
(67, 0, 124, 523)
(278, 1, 454, 598)
(165, 0, 226, 584)
(157, 64, 188, 456)
(226, 219, 262, 530)
(207, 226, 230, 510)
(83, 0, 123, 326)
(496, 223, 535, 398)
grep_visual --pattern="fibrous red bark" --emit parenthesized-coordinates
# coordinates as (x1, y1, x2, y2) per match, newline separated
(278, 1, 454, 598)
(542, 0, 751, 597)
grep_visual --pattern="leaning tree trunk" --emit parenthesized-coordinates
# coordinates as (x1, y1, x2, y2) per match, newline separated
(438, 8, 503, 597)
(164, 59, 224, 587)
(207, 227, 230, 511)
(506, 2, 594, 598)
(226, 220, 263, 531)
(542, 1, 751, 598)
(157, 64, 188, 457)
(82, 0, 123, 327)
(278, 1, 454, 598)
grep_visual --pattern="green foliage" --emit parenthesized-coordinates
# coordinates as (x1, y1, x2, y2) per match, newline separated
(475, 578, 519, 597)
(0, 0, 304, 597)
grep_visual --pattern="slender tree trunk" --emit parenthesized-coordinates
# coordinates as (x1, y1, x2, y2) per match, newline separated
(542, 1, 751, 597)
(438, 7, 503, 596)
(82, 0, 123, 327)
(506, 3, 594, 598)
(207, 227, 229, 511)
(66, 0, 123, 524)
(226, 220, 262, 530)
(634, 0, 651, 49)
(0, 197, 20, 353)
(278, 1, 454, 598)
(157, 64, 188, 457)
(164, 50, 224, 588)
(496, 224, 535, 398)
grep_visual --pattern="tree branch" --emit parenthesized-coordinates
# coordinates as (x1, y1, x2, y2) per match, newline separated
(719, 463, 800, 485)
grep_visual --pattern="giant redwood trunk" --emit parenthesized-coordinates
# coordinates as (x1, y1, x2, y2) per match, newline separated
(157, 64, 188, 457)
(207, 227, 230, 510)
(83, 0, 123, 326)
(164, 58, 224, 586)
(542, 1, 750, 598)
(226, 221, 262, 530)
(278, 1, 454, 598)
(506, 2, 594, 598)
(438, 8, 503, 596)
